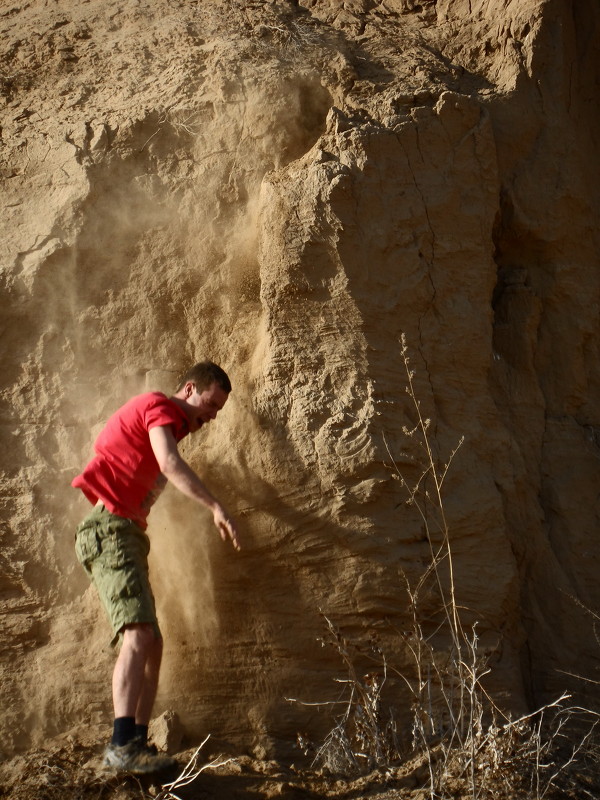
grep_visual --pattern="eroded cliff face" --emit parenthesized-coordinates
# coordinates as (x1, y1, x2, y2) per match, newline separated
(0, 0, 598, 757)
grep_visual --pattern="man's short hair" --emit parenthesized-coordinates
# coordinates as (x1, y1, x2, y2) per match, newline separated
(177, 361, 231, 393)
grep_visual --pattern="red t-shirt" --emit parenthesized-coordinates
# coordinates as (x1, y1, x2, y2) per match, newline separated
(72, 392, 189, 529)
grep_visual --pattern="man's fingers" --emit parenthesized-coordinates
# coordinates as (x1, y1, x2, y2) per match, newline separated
(216, 516, 241, 551)
(226, 522, 241, 551)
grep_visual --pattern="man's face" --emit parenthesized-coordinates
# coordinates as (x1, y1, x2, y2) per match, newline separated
(185, 382, 229, 433)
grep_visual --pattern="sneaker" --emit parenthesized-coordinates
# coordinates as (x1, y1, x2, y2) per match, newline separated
(103, 739, 177, 774)
(131, 736, 158, 755)
(134, 739, 177, 765)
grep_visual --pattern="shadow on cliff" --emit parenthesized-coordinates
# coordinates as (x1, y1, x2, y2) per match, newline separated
(191, 452, 382, 758)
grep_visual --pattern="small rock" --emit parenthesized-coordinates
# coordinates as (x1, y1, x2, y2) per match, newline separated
(414, 88, 432, 104)
(149, 710, 184, 755)
(252, 742, 269, 761)
(89, 123, 108, 152)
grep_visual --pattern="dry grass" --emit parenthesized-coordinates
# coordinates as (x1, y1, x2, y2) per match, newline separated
(288, 336, 600, 799)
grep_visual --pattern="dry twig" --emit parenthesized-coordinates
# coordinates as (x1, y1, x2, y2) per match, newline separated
(155, 735, 235, 800)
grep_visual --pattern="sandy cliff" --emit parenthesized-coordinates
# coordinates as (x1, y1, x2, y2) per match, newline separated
(0, 0, 598, 758)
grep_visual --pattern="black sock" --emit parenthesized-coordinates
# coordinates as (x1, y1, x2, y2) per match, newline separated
(111, 717, 136, 747)
(135, 724, 149, 745)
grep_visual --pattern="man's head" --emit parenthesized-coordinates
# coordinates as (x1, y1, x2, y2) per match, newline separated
(173, 361, 231, 433)
(176, 361, 231, 394)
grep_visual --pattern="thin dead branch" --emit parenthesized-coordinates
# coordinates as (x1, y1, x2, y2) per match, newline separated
(155, 735, 235, 800)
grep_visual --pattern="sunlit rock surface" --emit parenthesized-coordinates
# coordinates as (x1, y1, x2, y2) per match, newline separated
(0, 0, 598, 756)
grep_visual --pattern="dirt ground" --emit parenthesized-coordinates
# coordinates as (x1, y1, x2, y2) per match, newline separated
(0, 730, 599, 800)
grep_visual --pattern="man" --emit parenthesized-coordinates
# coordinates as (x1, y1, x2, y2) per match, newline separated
(72, 361, 240, 774)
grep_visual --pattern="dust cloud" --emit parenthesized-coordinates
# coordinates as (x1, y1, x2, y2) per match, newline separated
(150, 490, 220, 645)
(0, 38, 333, 750)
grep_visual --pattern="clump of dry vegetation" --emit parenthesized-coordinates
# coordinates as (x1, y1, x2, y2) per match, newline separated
(290, 336, 600, 800)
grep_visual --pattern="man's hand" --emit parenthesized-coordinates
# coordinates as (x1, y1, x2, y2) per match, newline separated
(213, 505, 241, 551)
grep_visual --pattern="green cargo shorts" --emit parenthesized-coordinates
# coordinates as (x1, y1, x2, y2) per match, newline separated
(75, 505, 161, 646)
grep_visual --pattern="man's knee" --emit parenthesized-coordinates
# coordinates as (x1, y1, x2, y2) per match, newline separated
(121, 623, 162, 654)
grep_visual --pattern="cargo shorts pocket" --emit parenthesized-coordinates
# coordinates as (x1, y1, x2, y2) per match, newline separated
(75, 525, 101, 569)
(109, 562, 144, 600)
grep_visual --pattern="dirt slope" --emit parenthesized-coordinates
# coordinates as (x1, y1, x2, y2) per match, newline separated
(0, 0, 598, 776)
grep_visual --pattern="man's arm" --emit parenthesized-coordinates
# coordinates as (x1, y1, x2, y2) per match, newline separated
(149, 425, 240, 551)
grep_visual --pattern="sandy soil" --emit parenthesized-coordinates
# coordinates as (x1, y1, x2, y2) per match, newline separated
(0, 729, 599, 800)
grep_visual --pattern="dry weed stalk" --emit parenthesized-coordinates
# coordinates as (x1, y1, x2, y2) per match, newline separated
(314, 614, 394, 773)
(292, 336, 600, 799)
(557, 592, 600, 688)
(385, 337, 599, 797)
(384, 335, 487, 793)
(287, 615, 393, 774)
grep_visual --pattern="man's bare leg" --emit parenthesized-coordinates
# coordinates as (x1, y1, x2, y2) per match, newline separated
(113, 624, 158, 719)
(135, 635, 163, 726)
(104, 624, 174, 773)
